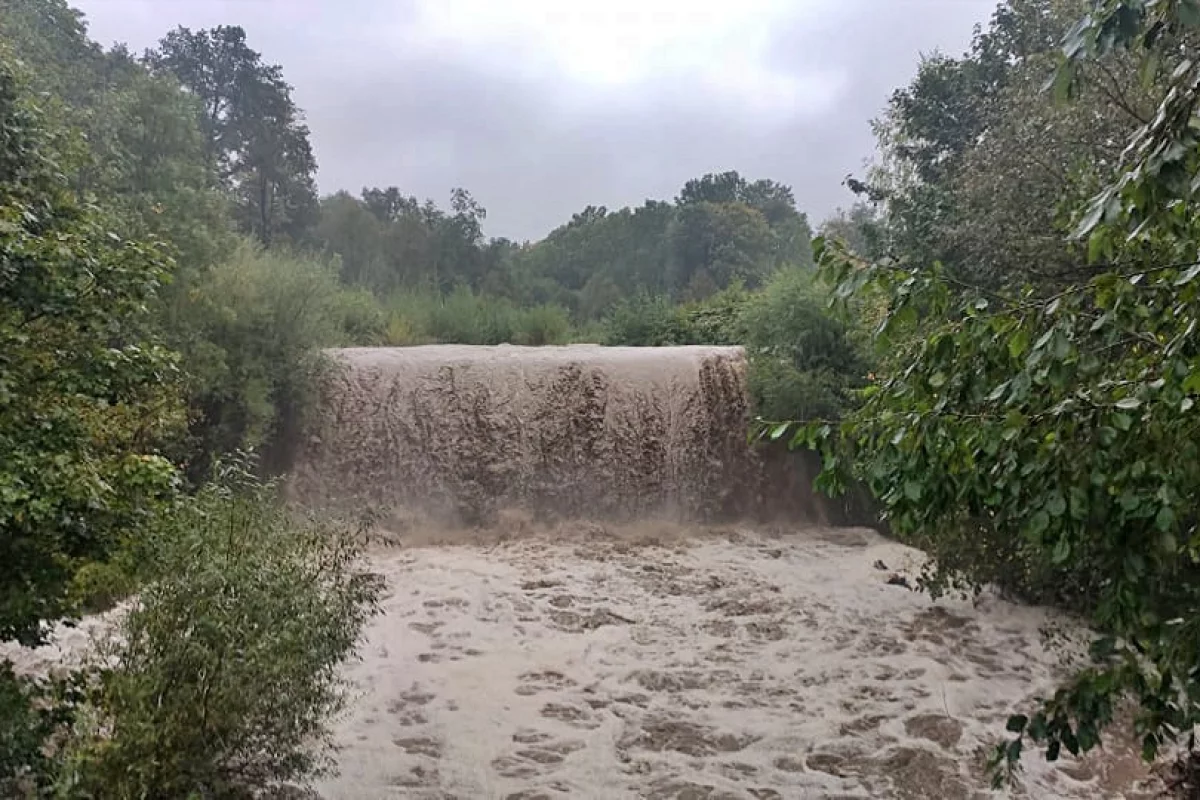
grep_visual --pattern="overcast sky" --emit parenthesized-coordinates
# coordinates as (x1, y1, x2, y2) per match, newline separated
(72, 0, 996, 241)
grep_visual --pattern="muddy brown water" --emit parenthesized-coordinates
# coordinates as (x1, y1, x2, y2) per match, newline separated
(314, 522, 1164, 799)
(288, 345, 868, 527)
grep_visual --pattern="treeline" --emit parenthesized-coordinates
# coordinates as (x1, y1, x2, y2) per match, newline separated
(794, 0, 1200, 785)
(316, 172, 812, 315)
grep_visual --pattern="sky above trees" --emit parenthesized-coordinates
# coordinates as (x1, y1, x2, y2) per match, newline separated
(72, 0, 994, 240)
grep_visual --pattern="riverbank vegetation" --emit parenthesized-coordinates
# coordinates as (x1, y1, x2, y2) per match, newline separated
(783, 0, 1200, 787)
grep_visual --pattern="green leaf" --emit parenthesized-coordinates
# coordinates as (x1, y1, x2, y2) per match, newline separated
(1156, 506, 1176, 533)
(1027, 509, 1050, 539)
(1051, 60, 1076, 104)
(1052, 537, 1071, 564)
(1115, 397, 1142, 410)
(1008, 329, 1030, 360)
(1072, 193, 1107, 239)
(1006, 714, 1028, 733)
(903, 480, 923, 502)
(1175, 263, 1200, 286)
(1047, 494, 1067, 517)
(1142, 734, 1159, 762)
(769, 422, 791, 441)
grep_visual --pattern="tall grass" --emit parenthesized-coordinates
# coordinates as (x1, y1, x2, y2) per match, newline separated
(381, 286, 572, 346)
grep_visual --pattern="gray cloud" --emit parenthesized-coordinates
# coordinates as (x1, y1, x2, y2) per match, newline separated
(74, 0, 996, 240)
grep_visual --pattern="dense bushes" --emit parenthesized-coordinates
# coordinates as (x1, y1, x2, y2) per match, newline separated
(380, 286, 572, 346)
(794, 0, 1200, 780)
(6, 466, 383, 798)
(0, 55, 184, 649)
(169, 241, 385, 479)
(600, 275, 867, 422)
(600, 285, 747, 347)
(740, 268, 866, 421)
(600, 293, 695, 346)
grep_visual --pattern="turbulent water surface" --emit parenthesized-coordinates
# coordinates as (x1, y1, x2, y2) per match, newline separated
(316, 520, 1161, 800)
(290, 345, 758, 522)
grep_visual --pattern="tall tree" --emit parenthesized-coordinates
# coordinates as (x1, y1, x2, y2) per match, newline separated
(147, 26, 317, 246)
(864, 0, 1158, 291)
(0, 0, 233, 272)
(668, 201, 775, 298)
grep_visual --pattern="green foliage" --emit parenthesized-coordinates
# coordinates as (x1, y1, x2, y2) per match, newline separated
(864, 0, 1159, 292)
(807, 234, 1200, 780)
(0, 55, 183, 647)
(683, 283, 750, 345)
(171, 241, 378, 478)
(0, 1, 234, 276)
(54, 462, 383, 798)
(67, 561, 137, 615)
(315, 187, 495, 296)
(387, 286, 572, 346)
(599, 287, 746, 347)
(517, 303, 572, 346)
(331, 284, 388, 346)
(798, 0, 1200, 770)
(598, 276, 863, 422)
(740, 268, 866, 421)
(601, 292, 693, 346)
(426, 286, 521, 345)
(670, 201, 776, 297)
(0, 663, 80, 798)
(313, 172, 813, 318)
(147, 26, 318, 248)
(818, 203, 887, 262)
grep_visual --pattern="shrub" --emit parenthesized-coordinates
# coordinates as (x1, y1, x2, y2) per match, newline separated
(682, 282, 749, 344)
(330, 286, 387, 346)
(601, 285, 752, 347)
(514, 304, 571, 345)
(56, 462, 384, 798)
(600, 292, 692, 345)
(424, 286, 516, 344)
(381, 288, 436, 345)
(739, 267, 866, 421)
(391, 287, 573, 346)
(0, 665, 76, 798)
(66, 561, 137, 615)
(172, 240, 370, 478)
(0, 55, 185, 649)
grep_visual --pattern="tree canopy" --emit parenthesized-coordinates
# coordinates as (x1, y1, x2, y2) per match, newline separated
(0, 51, 181, 647)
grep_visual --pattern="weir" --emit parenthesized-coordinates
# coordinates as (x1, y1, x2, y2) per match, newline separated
(290, 345, 870, 526)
